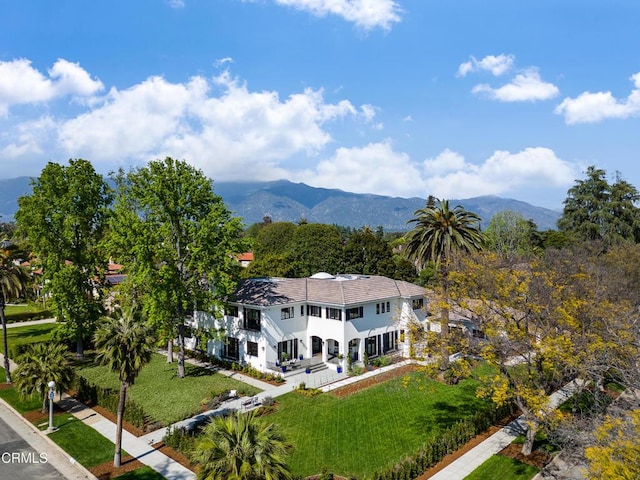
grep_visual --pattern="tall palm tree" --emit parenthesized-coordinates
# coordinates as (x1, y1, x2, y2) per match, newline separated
(0, 248, 30, 383)
(405, 198, 484, 369)
(13, 342, 75, 412)
(93, 307, 155, 467)
(191, 410, 294, 480)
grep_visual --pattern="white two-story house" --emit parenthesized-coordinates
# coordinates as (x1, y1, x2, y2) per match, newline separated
(194, 273, 427, 373)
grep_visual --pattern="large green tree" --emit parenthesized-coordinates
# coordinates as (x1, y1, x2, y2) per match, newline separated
(191, 410, 294, 480)
(15, 159, 112, 358)
(557, 166, 640, 245)
(288, 223, 343, 276)
(108, 158, 245, 378)
(404, 198, 484, 369)
(485, 210, 535, 256)
(94, 307, 155, 467)
(13, 342, 75, 413)
(342, 226, 395, 276)
(0, 248, 30, 383)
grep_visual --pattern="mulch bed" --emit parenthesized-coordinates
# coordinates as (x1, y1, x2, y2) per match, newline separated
(0, 382, 14, 390)
(330, 364, 416, 397)
(498, 443, 551, 469)
(23, 405, 66, 425)
(152, 441, 197, 472)
(90, 455, 147, 480)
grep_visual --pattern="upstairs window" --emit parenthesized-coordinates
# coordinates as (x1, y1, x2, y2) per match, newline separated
(327, 307, 342, 320)
(309, 305, 322, 317)
(225, 305, 239, 317)
(346, 306, 364, 320)
(412, 298, 424, 310)
(281, 307, 294, 320)
(243, 308, 261, 331)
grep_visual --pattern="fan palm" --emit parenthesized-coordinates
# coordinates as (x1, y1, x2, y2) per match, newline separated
(93, 307, 155, 467)
(0, 248, 30, 383)
(191, 410, 294, 480)
(13, 342, 75, 412)
(405, 198, 484, 369)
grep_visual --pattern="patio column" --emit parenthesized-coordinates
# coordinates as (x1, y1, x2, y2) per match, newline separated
(322, 339, 328, 362)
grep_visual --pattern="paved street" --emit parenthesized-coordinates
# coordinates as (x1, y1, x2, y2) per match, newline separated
(0, 404, 78, 480)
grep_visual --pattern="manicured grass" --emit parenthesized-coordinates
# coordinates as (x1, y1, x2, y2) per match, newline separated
(464, 454, 539, 480)
(267, 366, 494, 478)
(45, 414, 122, 468)
(76, 353, 261, 425)
(3, 303, 53, 323)
(0, 322, 57, 355)
(113, 466, 167, 480)
(0, 367, 44, 413)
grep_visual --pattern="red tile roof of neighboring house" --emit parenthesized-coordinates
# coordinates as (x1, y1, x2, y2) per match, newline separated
(238, 252, 254, 261)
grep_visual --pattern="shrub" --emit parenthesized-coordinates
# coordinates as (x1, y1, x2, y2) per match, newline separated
(373, 356, 392, 368)
(74, 376, 149, 429)
(262, 395, 275, 407)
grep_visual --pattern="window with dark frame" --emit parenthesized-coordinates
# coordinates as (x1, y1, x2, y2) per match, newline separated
(309, 305, 322, 317)
(346, 306, 364, 320)
(246, 341, 258, 357)
(412, 298, 424, 310)
(281, 307, 294, 320)
(225, 305, 239, 317)
(327, 307, 342, 320)
(243, 308, 261, 331)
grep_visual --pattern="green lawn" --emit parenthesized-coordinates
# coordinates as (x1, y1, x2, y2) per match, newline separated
(267, 367, 494, 478)
(464, 454, 539, 480)
(44, 414, 123, 468)
(0, 367, 44, 413)
(3, 303, 53, 323)
(114, 466, 166, 480)
(0, 322, 57, 355)
(76, 353, 261, 425)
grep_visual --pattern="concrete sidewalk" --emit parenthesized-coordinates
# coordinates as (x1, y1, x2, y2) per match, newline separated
(1, 350, 195, 480)
(427, 379, 583, 480)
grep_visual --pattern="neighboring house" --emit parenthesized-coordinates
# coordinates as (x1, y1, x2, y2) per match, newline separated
(237, 252, 254, 268)
(194, 273, 428, 373)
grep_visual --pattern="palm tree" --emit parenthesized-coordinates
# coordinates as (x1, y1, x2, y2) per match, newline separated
(405, 198, 484, 369)
(13, 342, 75, 412)
(191, 410, 294, 480)
(0, 248, 30, 383)
(93, 307, 155, 467)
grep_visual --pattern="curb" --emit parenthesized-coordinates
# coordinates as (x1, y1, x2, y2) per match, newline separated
(0, 396, 99, 480)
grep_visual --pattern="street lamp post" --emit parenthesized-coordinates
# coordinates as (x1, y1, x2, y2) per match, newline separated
(47, 380, 55, 432)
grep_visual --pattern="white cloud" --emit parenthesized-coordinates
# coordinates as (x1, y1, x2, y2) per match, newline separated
(423, 148, 466, 175)
(422, 147, 575, 199)
(293, 140, 426, 196)
(555, 72, 640, 124)
(471, 68, 559, 102)
(56, 70, 366, 179)
(0, 58, 103, 116)
(214, 57, 234, 68)
(457, 54, 514, 77)
(270, 0, 401, 30)
(167, 0, 185, 8)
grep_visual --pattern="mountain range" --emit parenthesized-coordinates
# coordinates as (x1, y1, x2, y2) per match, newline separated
(0, 177, 561, 231)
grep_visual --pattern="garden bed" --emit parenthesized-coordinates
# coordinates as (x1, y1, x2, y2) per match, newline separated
(331, 364, 416, 397)
(90, 455, 146, 480)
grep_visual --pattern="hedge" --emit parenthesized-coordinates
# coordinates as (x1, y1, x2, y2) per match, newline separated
(74, 376, 148, 429)
(370, 402, 517, 480)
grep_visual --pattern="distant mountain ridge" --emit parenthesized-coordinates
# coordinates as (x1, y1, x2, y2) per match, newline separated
(0, 177, 561, 231)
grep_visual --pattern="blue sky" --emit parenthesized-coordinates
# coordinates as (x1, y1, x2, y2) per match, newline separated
(1, 1, 639, 209)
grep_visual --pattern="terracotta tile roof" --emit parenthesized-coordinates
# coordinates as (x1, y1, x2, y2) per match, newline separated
(238, 252, 254, 261)
(233, 275, 425, 307)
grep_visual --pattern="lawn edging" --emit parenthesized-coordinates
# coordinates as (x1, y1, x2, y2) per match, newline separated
(0, 396, 98, 480)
